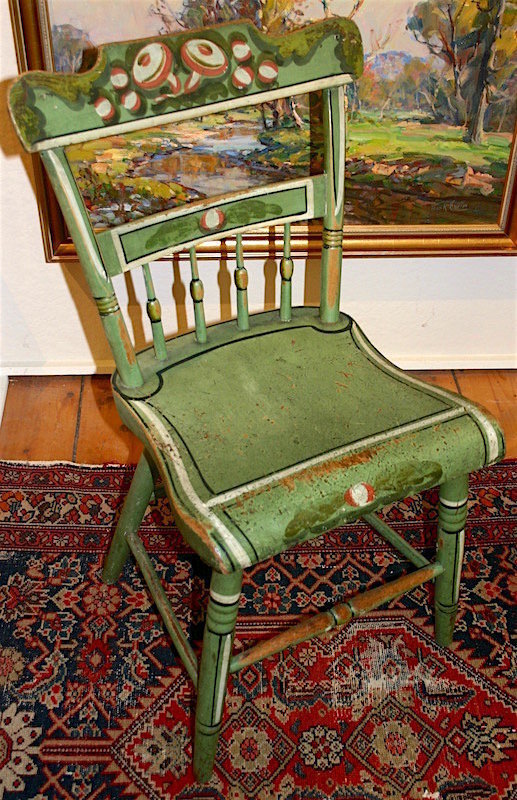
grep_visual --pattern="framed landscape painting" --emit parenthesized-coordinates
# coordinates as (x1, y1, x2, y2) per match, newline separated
(9, 0, 517, 259)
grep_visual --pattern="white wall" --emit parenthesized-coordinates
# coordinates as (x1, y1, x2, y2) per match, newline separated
(1, 3, 516, 382)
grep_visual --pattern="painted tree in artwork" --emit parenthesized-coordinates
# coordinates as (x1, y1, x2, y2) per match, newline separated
(51, 24, 95, 72)
(463, 0, 512, 142)
(407, 1, 478, 125)
(148, 0, 307, 32)
(407, 0, 516, 139)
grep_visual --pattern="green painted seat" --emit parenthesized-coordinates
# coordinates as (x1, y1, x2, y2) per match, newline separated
(8, 17, 505, 784)
(113, 307, 502, 573)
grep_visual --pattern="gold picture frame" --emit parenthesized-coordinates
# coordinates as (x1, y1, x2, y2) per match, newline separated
(9, 0, 517, 261)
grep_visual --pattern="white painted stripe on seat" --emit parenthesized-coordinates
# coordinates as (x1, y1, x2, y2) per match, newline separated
(351, 323, 501, 464)
(132, 400, 251, 568)
(207, 407, 465, 508)
(464, 405, 501, 463)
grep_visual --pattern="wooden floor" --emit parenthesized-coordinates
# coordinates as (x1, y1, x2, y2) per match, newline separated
(0, 371, 515, 462)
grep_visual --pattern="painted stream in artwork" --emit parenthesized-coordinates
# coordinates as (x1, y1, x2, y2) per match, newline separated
(141, 123, 273, 198)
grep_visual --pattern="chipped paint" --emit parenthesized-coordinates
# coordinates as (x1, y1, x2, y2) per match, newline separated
(279, 449, 375, 494)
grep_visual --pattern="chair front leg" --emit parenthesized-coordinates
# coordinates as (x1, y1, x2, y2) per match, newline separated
(434, 475, 469, 647)
(194, 569, 243, 783)
(102, 453, 155, 585)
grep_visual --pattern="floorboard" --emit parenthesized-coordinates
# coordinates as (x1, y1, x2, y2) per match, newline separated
(0, 376, 80, 461)
(410, 370, 459, 394)
(74, 376, 143, 465)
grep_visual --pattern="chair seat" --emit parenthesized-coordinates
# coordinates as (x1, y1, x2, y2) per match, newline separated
(113, 308, 504, 572)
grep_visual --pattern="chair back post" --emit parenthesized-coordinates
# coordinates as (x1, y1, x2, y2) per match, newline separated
(40, 148, 144, 387)
(319, 85, 346, 324)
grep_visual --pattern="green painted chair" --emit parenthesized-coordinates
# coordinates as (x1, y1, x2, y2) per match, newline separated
(8, 18, 505, 783)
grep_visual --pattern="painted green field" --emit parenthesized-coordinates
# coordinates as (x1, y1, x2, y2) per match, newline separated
(251, 114, 512, 225)
(347, 117, 510, 175)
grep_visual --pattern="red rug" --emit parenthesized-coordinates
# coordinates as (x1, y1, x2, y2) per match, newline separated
(0, 460, 515, 800)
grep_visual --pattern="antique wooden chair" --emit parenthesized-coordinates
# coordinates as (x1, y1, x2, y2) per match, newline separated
(9, 18, 505, 783)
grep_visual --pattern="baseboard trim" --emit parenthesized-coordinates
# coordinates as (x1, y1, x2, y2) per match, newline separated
(395, 355, 517, 370)
(2, 354, 515, 376)
(0, 361, 115, 376)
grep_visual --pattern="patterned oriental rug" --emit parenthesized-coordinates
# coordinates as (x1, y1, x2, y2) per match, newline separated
(0, 461, 515, 800)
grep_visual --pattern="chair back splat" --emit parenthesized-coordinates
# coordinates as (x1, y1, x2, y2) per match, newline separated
(9, 15, 506, 786)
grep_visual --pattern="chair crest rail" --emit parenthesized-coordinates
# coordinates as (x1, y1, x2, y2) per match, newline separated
(8, 18, 362, 153)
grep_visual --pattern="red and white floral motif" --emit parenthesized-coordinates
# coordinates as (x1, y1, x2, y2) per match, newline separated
(121, 91, 141, 113)
(257, 59, 279, 84)
(299, 725, 344, 770)
(132, 42, 173, 89)
(199, 207, 225, 231)
(231, 39, 252, 62)
(232, 66, 254, 90)
(344, 482, 375, 507)
(93, 96, 115, 121)
(110, 67, 129, 90)
(166, 73, 182, 95)
(83, 582, 121, 616)
(181, 38, 228, 76)
(184, 71, 201, 94)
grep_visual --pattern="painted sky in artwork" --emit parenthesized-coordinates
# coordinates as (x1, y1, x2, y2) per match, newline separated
(47, 0, 427, 57)
(307, 0, 425, 56)
(47, 0, 167, 43)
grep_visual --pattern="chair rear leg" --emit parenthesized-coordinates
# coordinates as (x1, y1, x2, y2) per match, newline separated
(102, 453, 154, 585)
(434, 475, 469, 647)
(194, 569, 243, 783)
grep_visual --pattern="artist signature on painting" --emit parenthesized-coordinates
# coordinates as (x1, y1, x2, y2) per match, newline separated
(439, 200, 469, 213)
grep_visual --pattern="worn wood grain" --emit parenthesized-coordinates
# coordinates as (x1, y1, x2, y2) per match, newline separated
(74, 375, 142, 464)
(410, 370, 459, 394)
(0, 376, 79, 461)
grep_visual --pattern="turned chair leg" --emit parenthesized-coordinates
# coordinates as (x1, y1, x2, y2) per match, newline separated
(434, 475, 469, 647)
(102, 454, 155, 585)
(194, 569, 243, 783)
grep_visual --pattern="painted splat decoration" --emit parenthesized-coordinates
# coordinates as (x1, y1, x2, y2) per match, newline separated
(9, 18, 362, 152)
